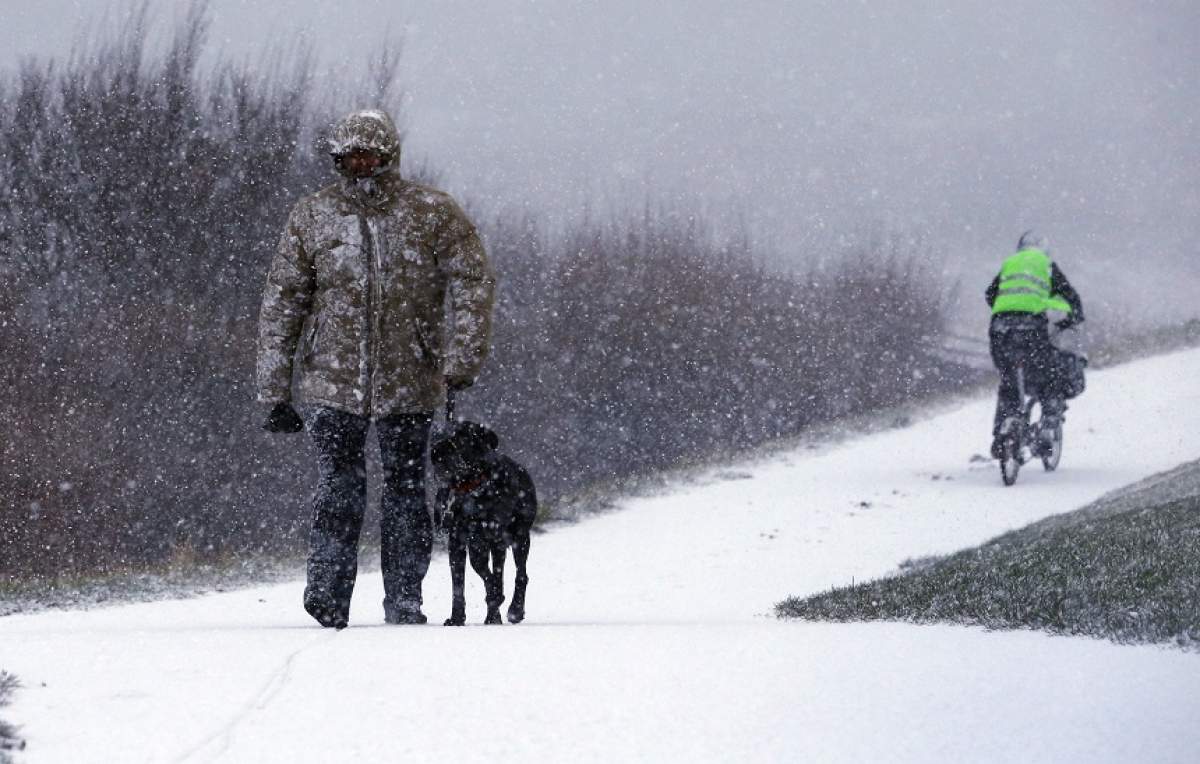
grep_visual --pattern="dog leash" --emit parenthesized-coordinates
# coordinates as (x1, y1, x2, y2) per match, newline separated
(446, 388, 456, 424)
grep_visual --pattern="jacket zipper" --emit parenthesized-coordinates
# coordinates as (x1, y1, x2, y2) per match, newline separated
(359, 214, 376, 416)
(372, 220, 384, 411)
(305, 316, 319, 359)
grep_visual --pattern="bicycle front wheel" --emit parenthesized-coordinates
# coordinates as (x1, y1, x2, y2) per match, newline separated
(1001, 436, 1021, 486)
(1041, 424, 1063, 472)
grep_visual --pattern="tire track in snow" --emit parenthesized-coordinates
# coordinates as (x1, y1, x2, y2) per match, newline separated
(172, 630, 335, 763)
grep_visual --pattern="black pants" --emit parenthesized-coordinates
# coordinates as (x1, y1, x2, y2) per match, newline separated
(304, 407, 433, 620)
(988, 314, 1060, 437)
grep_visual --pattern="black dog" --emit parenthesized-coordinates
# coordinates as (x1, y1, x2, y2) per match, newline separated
(431, 421, 537, 626)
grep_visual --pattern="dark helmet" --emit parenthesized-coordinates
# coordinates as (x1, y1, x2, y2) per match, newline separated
(1017, 230, 1049, 252)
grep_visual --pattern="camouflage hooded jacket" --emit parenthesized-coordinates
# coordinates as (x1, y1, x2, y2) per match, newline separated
(256, 110, 495, 419)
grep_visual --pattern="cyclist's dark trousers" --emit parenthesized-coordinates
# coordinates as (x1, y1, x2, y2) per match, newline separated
(989, 313, 1055, 438)
(304, 406, 434, 621)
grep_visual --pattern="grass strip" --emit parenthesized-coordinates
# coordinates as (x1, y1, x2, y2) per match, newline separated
(777, 494, 1200, 648)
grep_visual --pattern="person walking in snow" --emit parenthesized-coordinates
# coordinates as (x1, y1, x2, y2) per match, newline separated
(985, 230, 1083, 459)
(256, 109, 495, 628)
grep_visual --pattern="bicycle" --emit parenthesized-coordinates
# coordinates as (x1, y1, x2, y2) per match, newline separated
(996, 356, 1065, 485)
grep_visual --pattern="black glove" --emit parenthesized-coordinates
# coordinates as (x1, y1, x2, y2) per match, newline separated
(445, 375, 474, 393)
(263, 402, 305, 434)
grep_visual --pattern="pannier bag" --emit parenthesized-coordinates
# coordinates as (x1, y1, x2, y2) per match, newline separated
(1055, 348, 1087, 399)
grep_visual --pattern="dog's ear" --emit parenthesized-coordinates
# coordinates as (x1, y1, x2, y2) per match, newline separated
(481, 427, 500, 451)
(430, 435, 456, 473)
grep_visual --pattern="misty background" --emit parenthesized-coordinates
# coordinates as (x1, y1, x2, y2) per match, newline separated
(1, 1, 1198, 585)
(4, 0, 1198, 328)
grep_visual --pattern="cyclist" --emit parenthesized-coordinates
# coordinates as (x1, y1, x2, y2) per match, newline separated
(986, 231, 1084, 459)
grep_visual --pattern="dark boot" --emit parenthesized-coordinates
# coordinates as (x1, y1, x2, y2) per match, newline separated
(304, 588, 348, 630)
(383, 600, 428, 625)
(1040, 397, 1067, 426)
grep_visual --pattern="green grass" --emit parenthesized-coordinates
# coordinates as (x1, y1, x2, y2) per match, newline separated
(777, 484, 1200, 648)
(0, 671, 21, 763)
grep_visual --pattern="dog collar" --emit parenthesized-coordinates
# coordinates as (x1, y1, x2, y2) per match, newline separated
(453, 476, 485, 494)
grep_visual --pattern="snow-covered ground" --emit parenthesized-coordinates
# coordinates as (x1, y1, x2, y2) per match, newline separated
(3, 348, 1199, 763)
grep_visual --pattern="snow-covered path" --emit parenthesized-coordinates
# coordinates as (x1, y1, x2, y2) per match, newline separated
(3, 349, 1199, 763)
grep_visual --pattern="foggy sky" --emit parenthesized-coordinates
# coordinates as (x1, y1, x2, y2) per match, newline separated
(3, 0, 1198, 326)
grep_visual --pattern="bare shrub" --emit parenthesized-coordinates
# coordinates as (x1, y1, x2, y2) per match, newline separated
(0, 5, 973, 583)
(471, 212, 968, 498)
(0, 5, 397, 579)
